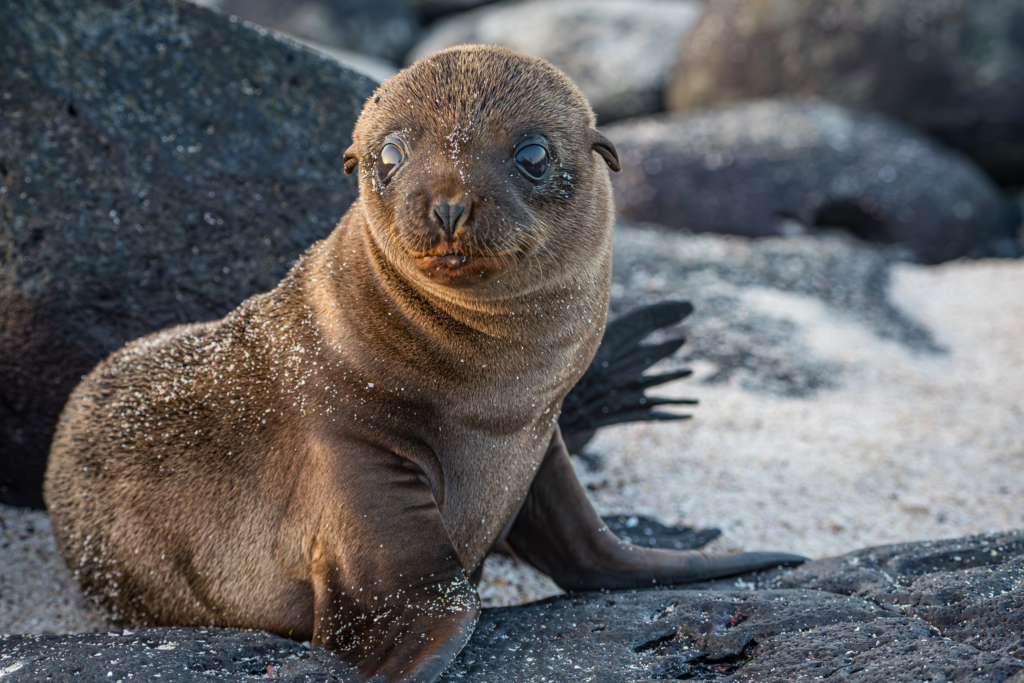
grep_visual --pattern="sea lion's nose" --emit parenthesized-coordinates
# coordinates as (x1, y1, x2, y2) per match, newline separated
(431, 200, 467, 239)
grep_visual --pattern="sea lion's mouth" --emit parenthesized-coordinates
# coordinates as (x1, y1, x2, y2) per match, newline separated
(412, 252, 510, 286)
(427, 254, 471, 270)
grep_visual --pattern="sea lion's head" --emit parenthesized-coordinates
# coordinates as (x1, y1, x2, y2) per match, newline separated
(344, 45, 620, 300)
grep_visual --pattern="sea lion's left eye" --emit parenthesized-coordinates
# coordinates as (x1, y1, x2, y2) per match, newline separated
(378, 143, 403, 182)
(515, 144, 549, 180)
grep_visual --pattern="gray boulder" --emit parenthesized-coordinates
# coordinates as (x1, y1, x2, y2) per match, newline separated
(198, 0, 419, 64)
(3, 531, 1022, 681)
(0, 0, 375, 508)
(407, 0, 501, 21)
(604, 101, 1022, 263)
(406, 0, 703, 124)
(666, 0, 1024, 185)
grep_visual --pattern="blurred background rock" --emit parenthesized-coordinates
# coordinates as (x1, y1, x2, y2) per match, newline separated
(406, 0, 704, 123)
(668, 0, 1024, 186)
(606, 100, 1020, 263)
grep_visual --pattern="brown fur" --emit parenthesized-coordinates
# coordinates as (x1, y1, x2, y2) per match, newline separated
(45, 46, 616, 680)
(46, 46, 804, 682)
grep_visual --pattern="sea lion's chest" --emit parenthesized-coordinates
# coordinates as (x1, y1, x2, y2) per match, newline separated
(303, 336, 574, 572)
(429, 408, 560, 571)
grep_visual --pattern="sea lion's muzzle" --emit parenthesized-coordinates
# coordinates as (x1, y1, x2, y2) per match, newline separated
(403, 190, 519, 286)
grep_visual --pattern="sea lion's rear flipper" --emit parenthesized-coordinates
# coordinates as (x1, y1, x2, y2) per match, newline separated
(506, 428, 808, 590)
(559, 300, 698, 454)
(307, 449, 479, 682)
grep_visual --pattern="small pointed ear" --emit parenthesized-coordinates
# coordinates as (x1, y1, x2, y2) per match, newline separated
(343, 144, 359, 175)
(590, 130, 620, 172)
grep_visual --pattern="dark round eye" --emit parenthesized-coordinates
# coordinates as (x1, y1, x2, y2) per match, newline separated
(515, 144, 549, 180)
(378, 143, 403, 182)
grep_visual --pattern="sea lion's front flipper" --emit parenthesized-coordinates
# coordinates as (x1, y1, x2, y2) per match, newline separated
(506, 428, 808, 591)
(307, 449, 479, 682)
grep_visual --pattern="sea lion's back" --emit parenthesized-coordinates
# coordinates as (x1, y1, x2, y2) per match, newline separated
(42, 294, 299, 625)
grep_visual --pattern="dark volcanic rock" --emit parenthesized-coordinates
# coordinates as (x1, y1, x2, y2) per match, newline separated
(733, 619, 1021, 683)
(604, 101, 1022, 264)
(0, 628, 310, 682)
(3, 533, 1023, 681)
(666, 0, 1024, 185)
(406, 0, 702, 124)
(202, 0, 419, 64)
(0, 0, 375, 508)
(440, 588, 896, 682)
(778, 529, 1024, 660)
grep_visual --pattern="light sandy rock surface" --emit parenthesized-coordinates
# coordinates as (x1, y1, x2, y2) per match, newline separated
(589, 227, 1024, 565)
(0, 506, 105, 635)
(406, 0, 703, 124)
(3, 227, 1023, 633)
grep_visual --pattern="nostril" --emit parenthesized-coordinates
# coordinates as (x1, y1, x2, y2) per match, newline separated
(449, 204, 464, 227)
(432, 202, 451, 235)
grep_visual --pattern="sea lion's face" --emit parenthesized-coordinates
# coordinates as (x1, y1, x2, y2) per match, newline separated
(345, 46, 619, 299)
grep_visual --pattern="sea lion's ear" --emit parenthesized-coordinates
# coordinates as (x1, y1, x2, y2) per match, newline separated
(343, 144, 359, 175)
(590, 130, 620, 173)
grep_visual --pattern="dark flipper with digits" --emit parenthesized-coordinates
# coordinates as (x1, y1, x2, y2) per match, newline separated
(560, 301, 699, 454)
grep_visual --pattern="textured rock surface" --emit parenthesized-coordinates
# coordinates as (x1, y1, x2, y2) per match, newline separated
(406, 0, 702, 124)
(197, 0, 419, 64)
(440, 588, 896, 682)
(666, 0, 1024, 185)
(609, 224, 937, 397)
(3, 531, 1022, 681)
(0, 628, 309, 682)
(604, 101, 1022, 264)
(0, 0, 375, 508)
(779, 530, 1024, 660)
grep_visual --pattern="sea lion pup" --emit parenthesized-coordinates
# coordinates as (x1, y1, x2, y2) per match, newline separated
(45, 45, 804, 682)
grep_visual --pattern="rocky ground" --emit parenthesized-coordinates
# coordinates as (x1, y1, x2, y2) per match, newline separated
(3, 529, 1022, 681)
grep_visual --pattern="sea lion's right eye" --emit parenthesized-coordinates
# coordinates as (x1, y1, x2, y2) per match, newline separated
(378, 143, 403, 182)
